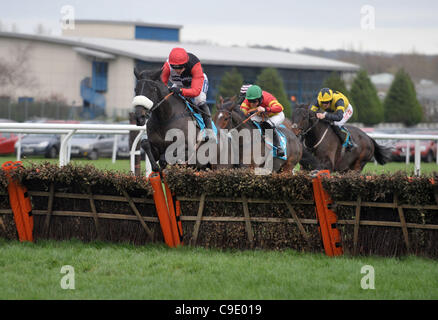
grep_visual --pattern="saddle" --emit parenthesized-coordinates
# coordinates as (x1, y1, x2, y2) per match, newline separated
(252, 121, 287, 160)
(180, 96, 218, 142)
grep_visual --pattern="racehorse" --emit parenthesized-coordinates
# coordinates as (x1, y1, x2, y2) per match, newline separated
(290, 104, 392, 172)
(214, 96, 305, 172)
(133, 68, 213, 172)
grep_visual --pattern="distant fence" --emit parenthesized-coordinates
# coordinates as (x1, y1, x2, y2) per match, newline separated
(0, 101, 131, 121)
(368, 133, 438, 175)
(0, 101, 80, 121)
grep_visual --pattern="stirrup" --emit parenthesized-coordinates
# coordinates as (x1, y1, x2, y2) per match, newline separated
(276, 147, 285, 157)
(199, 128, 214, 142)
(346, 141, 357, 151)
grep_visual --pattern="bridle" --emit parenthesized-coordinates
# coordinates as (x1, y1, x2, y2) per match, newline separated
(292, 111, 328, 149)
(136, 79, 174, 113)
(292, 111, 319, 138)
(216, 102, 235, 131)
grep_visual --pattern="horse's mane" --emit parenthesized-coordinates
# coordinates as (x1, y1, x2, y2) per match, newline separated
(220, 96, 246, 119)
(295, 103, 310, 110)
(134, 67, 169, 97)
(134, 68, 162, 81)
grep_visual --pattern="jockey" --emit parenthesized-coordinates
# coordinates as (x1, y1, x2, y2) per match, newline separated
(237, 83, 252, 105)
(310, 88, 357, 151)
(240, 85, 285, 157)
(161, 47, 212, 139)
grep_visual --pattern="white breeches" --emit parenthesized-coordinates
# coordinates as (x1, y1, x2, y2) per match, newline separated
(252, 112, 285, 127)
(172, 73, 209, 106)
(334, 104, 353, 127)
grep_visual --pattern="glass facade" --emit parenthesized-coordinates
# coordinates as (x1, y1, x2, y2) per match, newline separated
(135, 26, 179, 42)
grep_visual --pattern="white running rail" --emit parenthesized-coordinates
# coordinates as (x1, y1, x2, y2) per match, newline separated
(0, 123, 147, 174)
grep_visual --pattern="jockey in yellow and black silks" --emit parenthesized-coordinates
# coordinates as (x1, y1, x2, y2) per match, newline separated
(310, 88, 356, 151)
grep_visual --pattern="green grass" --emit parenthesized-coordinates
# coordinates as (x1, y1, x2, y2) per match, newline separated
(0, 155, 138, 173)
(0, 239, 437, 300)
(1, 155, 437, 175)
(363, 162, 438, 175)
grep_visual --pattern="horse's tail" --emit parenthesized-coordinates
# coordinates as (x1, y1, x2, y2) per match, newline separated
(372, 138, 393, 165)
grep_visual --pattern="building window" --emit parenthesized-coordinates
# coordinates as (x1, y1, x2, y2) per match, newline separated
(18, 97, 34, 104)
(92, 61, 108, 92)
(135, 26, 179, 41)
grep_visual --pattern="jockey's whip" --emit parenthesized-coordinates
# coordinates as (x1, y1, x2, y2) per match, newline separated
(149, 92, 174, 113)
(227, 110, 262, 138)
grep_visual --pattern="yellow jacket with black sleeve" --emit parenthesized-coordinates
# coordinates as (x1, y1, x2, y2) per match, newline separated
(310, 91, 350, 122)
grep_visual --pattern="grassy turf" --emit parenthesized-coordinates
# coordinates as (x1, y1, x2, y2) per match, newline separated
(0, 155, 137, 173)
(0, 156, 437, 300)
(0, 239, 437, 300)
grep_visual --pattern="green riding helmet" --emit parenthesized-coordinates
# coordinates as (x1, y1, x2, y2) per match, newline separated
(245, 85, 263, 101)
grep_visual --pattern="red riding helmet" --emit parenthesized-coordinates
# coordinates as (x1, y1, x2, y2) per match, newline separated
(168, 47, 189, 68)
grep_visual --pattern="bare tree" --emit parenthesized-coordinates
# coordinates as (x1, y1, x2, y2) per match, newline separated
(34, 23, 51, 35)
(0, 42, 38, 94)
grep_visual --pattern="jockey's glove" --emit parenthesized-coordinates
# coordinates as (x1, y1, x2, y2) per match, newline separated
(170, 87, 182, 95)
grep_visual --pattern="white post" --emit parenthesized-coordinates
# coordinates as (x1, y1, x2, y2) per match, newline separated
(130, 129, 145, 174)
(405, 140, 410, 165)
(16, 134, 22, 161)
(59, 130, 76, 167)
(67, 137, 72, 164)
(436, 140, 438, 165)
(112, 135, 118, 164)
(145, 155, 152, 177)
(414, 139, 421, 176)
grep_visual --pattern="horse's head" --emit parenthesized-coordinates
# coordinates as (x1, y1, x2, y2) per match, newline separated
(215, 96, 237, 130)
(291, 104, 314, 136)
(132, 68, 168, 126)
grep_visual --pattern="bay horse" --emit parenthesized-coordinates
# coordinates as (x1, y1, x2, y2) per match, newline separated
(214, 97, 306, 172)
(291, 104, 392, 172)
(133, 68, 214, 172)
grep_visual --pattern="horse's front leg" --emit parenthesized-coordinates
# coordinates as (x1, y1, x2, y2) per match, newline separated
(141, 139, 160, 172)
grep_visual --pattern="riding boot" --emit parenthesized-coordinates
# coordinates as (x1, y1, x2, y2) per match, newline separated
(341, 126, 357, 151)
(272, 128, 285, 157)
(332, 125, 355, 151)
(198, 103, 213, 141)
(263, 122, 284, 157)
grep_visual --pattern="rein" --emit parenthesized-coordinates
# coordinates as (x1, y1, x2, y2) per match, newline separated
(149, 92, 174, 113)
(299, 117, 319, 137)
(297, 116, 330, 150)
(303, 127, 329, 150)
(230, 110, 261, 132)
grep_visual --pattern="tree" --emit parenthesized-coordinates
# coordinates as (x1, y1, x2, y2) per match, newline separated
(0, 43, 38, 96)
(322, 72, 349, 96)
(216, 67, 243, 99)
(255, 68, 291, 118)
(383, 69, 423, 126)
(349, 69, 383, 125)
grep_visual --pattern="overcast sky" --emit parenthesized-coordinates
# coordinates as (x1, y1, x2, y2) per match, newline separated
(1, 0, 437, 54)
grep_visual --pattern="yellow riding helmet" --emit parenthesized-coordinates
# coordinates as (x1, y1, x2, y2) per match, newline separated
(317, 88, 333, 105)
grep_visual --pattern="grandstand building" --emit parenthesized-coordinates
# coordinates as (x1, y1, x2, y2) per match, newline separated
(0, 20, 359, 119)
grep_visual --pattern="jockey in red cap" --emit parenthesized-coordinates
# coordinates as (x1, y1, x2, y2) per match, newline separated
(161, 47, 212, 140)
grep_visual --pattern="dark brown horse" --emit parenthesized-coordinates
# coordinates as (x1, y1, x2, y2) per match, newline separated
(214, 97, 307, 172)
(291, 104, 392, 172)
(133, 68, 216, 172)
